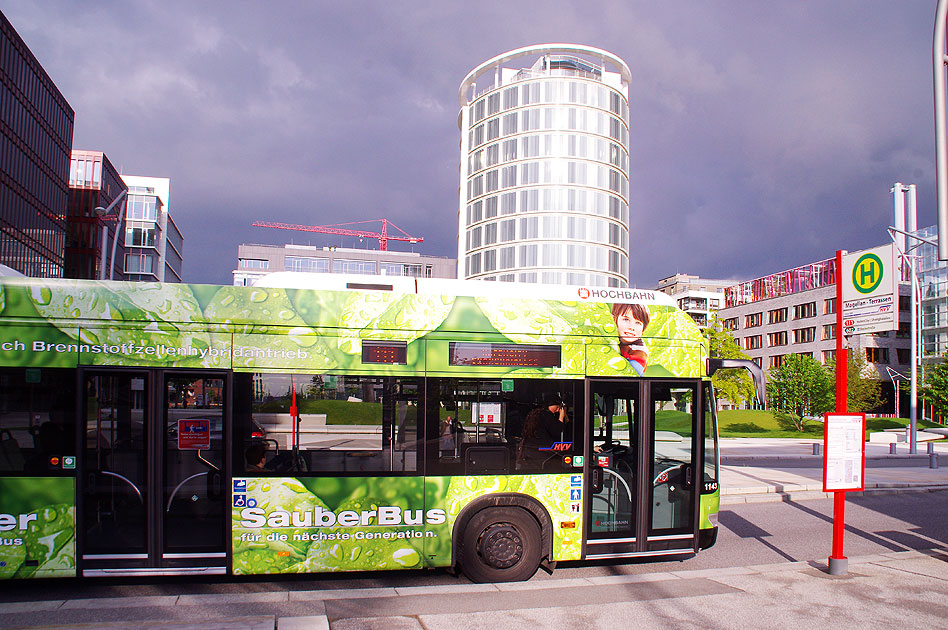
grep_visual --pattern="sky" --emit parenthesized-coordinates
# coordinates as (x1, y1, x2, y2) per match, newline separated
(1, 0, 941, 288)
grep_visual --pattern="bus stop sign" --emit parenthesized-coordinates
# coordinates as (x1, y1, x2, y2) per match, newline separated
(840, 244, 898, 336)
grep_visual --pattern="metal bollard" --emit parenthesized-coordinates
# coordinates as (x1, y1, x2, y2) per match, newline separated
(890, 443, 898, 455)
(930, 442, 939, 469)
(812, 443, 821, 456)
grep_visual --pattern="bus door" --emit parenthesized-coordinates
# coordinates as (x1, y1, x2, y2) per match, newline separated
(585, 379, 702, 559)
(647, 381, 700, 554)
(382, 378, 420, 472)
(585, 379, 641, 559)
(162, 373, 227, 571)
(81, 370, 227, 575)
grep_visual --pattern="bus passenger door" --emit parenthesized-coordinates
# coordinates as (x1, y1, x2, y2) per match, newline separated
(585, 380, 640, 559)
(162, 374, 227, 569)
(81, 370, 228, 575)
(82, 371, 150, 571)
(647, 382, 699, 553)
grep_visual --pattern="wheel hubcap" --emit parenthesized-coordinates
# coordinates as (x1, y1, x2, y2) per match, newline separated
(478, 522, 524, 569)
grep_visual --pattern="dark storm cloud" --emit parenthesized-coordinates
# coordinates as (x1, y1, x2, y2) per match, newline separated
(1, 0, 939, 286)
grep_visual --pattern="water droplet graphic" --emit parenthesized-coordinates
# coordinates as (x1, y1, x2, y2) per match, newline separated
(392, 547, 420, 567)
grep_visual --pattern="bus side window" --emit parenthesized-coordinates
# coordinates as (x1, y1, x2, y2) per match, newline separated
(236, 373, 420, 475)
(0, 367, 76, 473)
(427, 378, 581, 476)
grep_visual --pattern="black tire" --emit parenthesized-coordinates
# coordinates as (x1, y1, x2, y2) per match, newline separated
(459, 507, 541, 583)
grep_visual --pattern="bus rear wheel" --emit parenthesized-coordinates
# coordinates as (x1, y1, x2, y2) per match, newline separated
(460, 507, 541, 583)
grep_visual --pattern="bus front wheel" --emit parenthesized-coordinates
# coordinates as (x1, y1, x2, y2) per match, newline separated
(460, 507, 541, 583)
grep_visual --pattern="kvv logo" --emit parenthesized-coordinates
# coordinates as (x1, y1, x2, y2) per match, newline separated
(852, 253, 884, 294)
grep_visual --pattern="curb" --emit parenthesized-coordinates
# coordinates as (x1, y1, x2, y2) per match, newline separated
(722, 455, 948, 468)
(721, 483, 948, 504)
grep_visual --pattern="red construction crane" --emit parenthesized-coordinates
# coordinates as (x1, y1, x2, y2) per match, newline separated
(252, 218, 423, 251)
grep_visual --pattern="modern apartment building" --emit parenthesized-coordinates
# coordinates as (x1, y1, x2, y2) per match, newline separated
(655, 273, 734, 328)
(0, 10, 75, 277)
(233, 244, 456, 286)
(718, 257, 911, 414)
(66, 150, 128, 280)
(121, 175, 183, 282)
(915, 225, 948, 361)
(457, 44, 631, 286)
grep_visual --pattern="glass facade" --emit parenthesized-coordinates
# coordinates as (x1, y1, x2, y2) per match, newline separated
(122, 193, 162, 281)
(66, 151, 128, 280)
(915, 226, 948, 358)
(0, 11, 75, 277)
(333, 259, 377, 274)
(458, 47, 631, 287)
(724, 258, 836, 308)
(380, 262, 424, 277)
(120, 177, 182, 283)
(233, 244, 454, 286)
(286, 256, 329, 273)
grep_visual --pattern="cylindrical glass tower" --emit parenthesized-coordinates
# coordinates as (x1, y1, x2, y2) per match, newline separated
(457, 44, 631, 287)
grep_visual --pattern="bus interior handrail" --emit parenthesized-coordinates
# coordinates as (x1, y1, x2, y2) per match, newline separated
(100, 470, 144, 503)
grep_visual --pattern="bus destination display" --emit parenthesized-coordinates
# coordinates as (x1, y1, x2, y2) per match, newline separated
(361, 340, 408, 364)
(448, 342, 561, 367)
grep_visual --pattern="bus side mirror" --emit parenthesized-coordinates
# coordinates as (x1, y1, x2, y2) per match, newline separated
(707, 358, 767, 409)
(591, 466, 603, 494)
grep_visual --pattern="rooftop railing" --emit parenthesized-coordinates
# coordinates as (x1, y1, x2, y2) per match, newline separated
(470, 67, 604, 102)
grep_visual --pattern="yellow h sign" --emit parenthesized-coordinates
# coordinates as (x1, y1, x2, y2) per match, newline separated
(852, 253, 883, 294)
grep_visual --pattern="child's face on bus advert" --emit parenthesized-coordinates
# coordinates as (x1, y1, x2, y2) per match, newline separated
(616, 312, 644, 343)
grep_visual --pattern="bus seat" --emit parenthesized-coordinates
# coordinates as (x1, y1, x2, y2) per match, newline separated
(463, 444, 509, 474)
(0, 429, 24, 471)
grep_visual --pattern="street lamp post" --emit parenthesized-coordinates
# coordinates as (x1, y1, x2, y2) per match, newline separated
(888, 225, 932, 454)
(93, 190, 128, 281)
(885, 366, 910, 421)
(934, 0, 948, 259)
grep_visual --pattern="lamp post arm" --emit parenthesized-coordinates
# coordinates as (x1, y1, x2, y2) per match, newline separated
(97, 190, 128, 281)
(95, 189, 127, 217)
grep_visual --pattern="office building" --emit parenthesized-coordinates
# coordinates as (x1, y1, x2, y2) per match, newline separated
(233, 244, 456, 286)
(121, 175, 183, 282)
(457, 44, 631, 286)
(0, 10, 75, 277)
(67, 150, 127, 279)
(718, 257, 911, 414)
(655, 273, 734, 328)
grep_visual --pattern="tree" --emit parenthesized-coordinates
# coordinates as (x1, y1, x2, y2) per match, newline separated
(919, 361, 948, 418)
(824, 351, 885, 413)
(767, 353, 834, 431)
(702, 316, 756, 408)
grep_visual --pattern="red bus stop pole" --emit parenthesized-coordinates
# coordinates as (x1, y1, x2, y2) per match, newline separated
(830, 249, 848, 575)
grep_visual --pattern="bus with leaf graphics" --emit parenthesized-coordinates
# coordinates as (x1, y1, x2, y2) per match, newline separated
(0, 274, 762, 582)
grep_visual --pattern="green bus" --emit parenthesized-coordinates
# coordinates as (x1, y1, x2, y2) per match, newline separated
(0, 274, 761, 582)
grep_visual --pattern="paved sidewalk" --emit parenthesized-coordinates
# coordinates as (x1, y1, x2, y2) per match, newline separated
(3, 548, 947, 630)
(719, 437, 948, 503)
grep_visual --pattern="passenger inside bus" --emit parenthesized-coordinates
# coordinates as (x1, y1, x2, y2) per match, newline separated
(244, 443, 269, 473)
(517, 395, 570, 469)
(439, 415, 462, 455)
